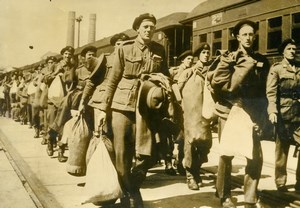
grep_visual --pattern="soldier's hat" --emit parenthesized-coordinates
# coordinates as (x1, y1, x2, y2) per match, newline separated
(178, 50, 193, 61)
(138, 80, 165, 117)
(232, 20, 257, 37)
(88, 54, 107, 83)
(46, 56, 57, 63)
(193, 43, 210, 57)
(110, 33, 130, 46)
(132, 13, 156, 30)
(60, 46, 75, 55)
(80, 46, 97, 57)
(278, 38, 296, 54)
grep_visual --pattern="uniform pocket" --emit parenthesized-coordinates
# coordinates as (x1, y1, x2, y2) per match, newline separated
(113, 79, 138, 107)
(124, 56, 142, 76)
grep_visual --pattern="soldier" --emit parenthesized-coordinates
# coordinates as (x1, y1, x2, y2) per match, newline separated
(177, 43, 213, 190)
(96, 13, 168, 208)
(169, 50, 193, 82)
(266, 38, 300, 192)
(46, 46, 97, 162)
(40, 56, 57, 144)
(167, 50, 193, 176)
(210, 20, 270, 208)
(79, 33, 130, 137)
(46, 46, 76, 157)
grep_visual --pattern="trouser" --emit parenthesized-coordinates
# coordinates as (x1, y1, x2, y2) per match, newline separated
(32, 104, 40, 128)
(50, 90, 82, 135)
(184, 138, 212, 180)
(275, 137, 300, 186)
(0, 98, 5, 115)
(216, 116, 263, 204)
(27, 103, 33, 126)
(47, 103, 58, 144)
(111, 110, 155, 194)
(19, 103, 27, 123)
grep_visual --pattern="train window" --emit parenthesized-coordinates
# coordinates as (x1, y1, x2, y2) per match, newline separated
(199, 34, 207, 43)
(267, 16, 282, 50)
(213, 30, 222, 55)
(292, 13, 300, 47)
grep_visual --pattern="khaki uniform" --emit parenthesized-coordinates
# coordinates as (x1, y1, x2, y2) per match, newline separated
(100, 38, 167, 195)
(266, 59, 300, 188)
(211, 49, 270, 203)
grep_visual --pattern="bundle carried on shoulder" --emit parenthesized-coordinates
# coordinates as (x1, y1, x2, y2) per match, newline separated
(48, 75, 66, 107)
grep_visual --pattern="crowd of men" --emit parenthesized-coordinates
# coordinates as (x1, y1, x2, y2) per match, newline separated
(0, 13, 299, 208)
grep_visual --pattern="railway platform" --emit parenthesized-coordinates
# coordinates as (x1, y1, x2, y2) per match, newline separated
(0, 116, 300, 208)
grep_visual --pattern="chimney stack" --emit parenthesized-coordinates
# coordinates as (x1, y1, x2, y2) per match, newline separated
(88, 14, 96, 43)
(66, 11, 76, 47)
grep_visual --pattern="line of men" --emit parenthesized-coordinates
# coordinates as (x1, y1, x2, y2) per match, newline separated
(0, 12, 299, 208)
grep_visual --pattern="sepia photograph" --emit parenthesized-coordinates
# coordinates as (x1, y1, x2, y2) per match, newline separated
(0, 0, 300, 207)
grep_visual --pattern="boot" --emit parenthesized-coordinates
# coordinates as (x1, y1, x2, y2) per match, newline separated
(33, 127, 39, 138)
(58, 144, 67, 163)
(41, 137, 48, 145)
(46, 142, 53, 156)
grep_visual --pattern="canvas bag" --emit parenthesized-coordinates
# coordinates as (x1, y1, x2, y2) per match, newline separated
(82, 137, 123, 205)
(66, 115, 92, 176)
(202, 75, 216, 120)
(48, 75, 66, 106)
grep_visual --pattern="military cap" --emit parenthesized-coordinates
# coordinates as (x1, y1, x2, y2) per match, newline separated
(110, 33, 130, 46)
(178, 50, 193, 61)
(278, 38, 296, 54)
(132, 13, 156, 30)
(80, 46, 97, 57)
(46, 56, 57, 63)
(232, 20, 257, 37)
(60, 46, 75, 55)
(193, 43, 211, 57)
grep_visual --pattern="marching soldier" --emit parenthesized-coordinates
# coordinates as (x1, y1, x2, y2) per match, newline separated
(211, 20, 270, 208)
(79, 33, 130, 137)
(46, 46, 97, 162)
(96, 13, 168, 208)
(46, 46, 76, 157)
(266, 38, 300, 192)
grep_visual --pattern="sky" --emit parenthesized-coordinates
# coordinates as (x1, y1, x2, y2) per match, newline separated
(0, 0, 204, 69)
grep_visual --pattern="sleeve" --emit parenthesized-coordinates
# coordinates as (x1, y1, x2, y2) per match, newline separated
(81, 79, 95, 104)
(266, 64, 279, 115)
(211, 52, 256, 94)
(100, 46, 125, 111)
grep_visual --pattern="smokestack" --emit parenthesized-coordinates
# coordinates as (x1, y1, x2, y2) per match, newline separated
(66, 11, 75, 47)
(88, 14, 96, 43)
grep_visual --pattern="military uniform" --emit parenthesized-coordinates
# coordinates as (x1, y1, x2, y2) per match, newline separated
(178, 60, 212, 189)
(211, 48, 270, 204)
(266, 59, 300, 189)
(100, 38, 167, 198)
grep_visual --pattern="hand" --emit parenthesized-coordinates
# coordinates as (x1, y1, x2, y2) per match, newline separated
(269, 113, 277, 124)
(78, 100, 86, 114)
(98, 110, 107, 127)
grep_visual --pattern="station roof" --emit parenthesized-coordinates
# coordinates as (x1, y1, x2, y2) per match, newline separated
(181, 0, 257, 23)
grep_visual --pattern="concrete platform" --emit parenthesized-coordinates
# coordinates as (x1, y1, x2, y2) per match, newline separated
(0, 116, 299, 208)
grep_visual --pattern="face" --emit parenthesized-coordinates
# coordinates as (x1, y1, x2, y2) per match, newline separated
(85, 51, 96, 61)
(283, 43, 297, 61)
(199, 49, 210, 63)
(236, 24, 255, 49)
(63, 51, 72, 63)
(137, 20, 155, 42)
(47, 60, 55, 67)
(182, 55, 193, 68)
